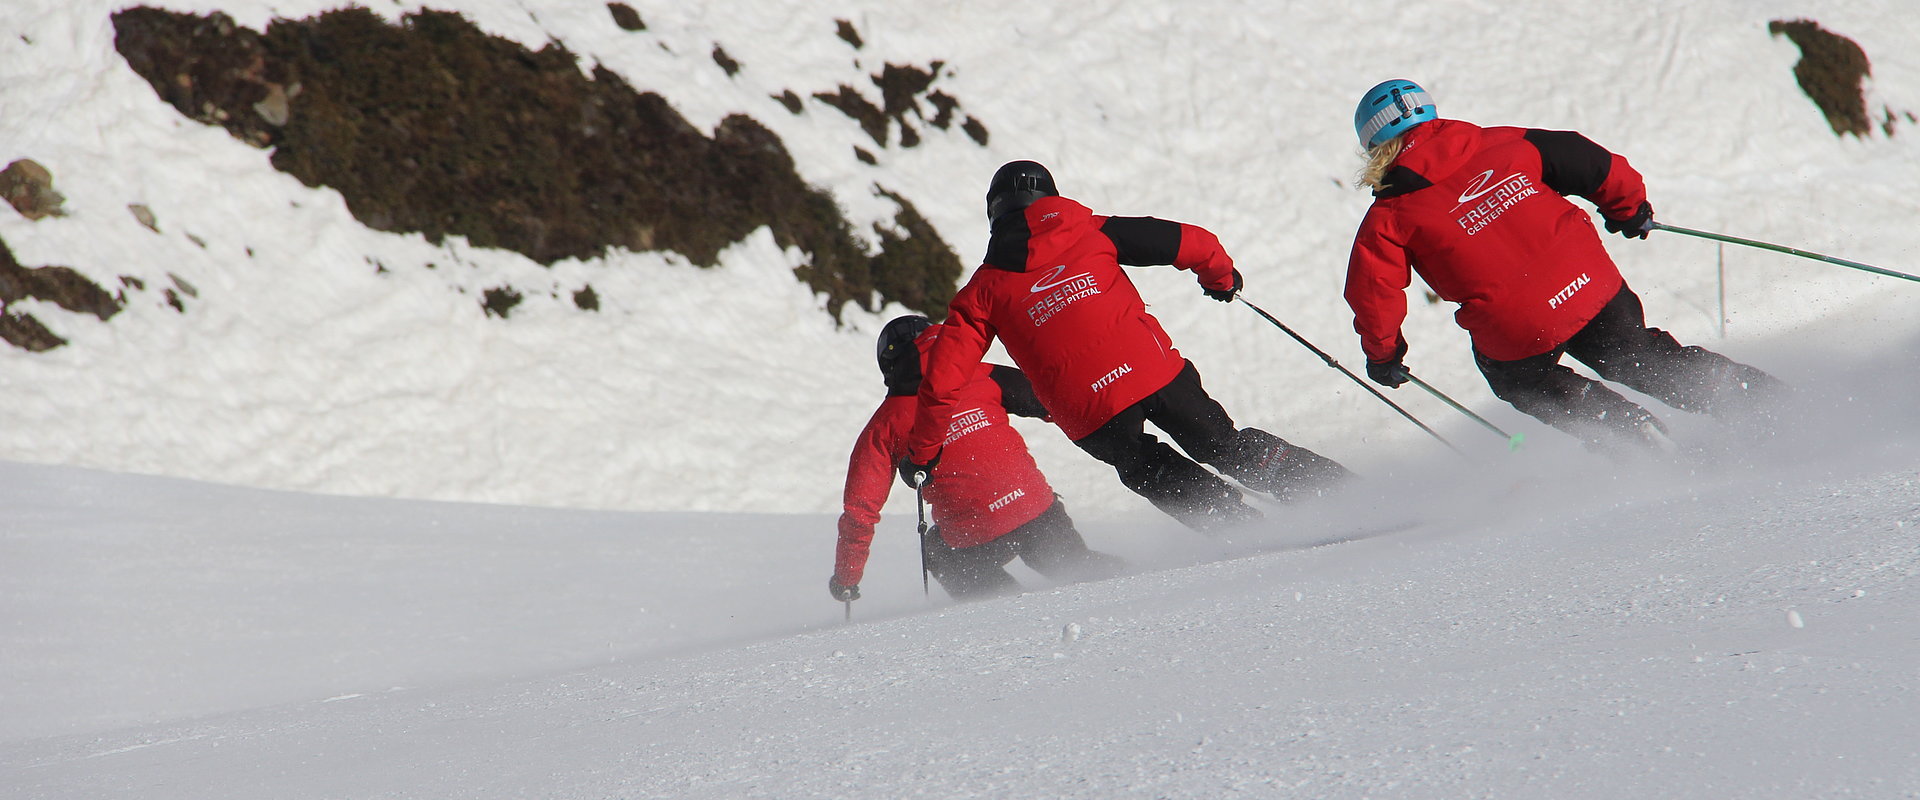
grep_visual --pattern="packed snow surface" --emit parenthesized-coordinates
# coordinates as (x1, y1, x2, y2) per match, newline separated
(2, 0, 1917, 797)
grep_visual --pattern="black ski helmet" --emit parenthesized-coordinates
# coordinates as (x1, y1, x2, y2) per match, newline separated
(985, 160, 1058, 221)
(875, 314, 933, 392)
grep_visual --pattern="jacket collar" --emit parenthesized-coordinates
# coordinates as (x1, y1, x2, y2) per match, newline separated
(1373, 118, 1480, 198)
(983, 196, 1093, 271)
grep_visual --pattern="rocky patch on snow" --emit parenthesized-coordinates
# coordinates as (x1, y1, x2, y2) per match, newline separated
(107, 5, 963, 323)
(1768, 18, 1914, 138)
(0, 159, 66, 221)
(0, 234, 122, 352)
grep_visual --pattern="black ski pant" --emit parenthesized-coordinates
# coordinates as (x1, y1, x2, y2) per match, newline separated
(925, 498, 1127, 601)
(1475, 284, 1784, 448)
(1070, 361, 1350, 532)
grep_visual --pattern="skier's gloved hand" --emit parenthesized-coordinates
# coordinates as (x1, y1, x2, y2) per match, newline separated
(898, 452, 940, 488)
(1202, 268, 1244, 303)
(828, 576, 860, 602)
(1366, 339, 1410, 388)
(1604, 201, 1654, 240)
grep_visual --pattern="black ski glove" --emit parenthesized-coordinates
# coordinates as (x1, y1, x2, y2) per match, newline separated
(1202, 268, 1244, 302)
(1366, 339, 1410, 388)
(1604, 201, 1654, 240)
(898, 452, 940, 488)
(828, 576, 860, 602)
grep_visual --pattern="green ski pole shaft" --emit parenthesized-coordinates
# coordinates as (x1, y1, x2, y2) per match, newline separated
(1236, 296, 1464, 457)
(1652, 222, 1919, 284)
(1406, 373, 1525, 452)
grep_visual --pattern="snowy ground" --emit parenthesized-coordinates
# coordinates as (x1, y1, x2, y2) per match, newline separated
(2, 0, 1918, 796)
(4, 350, 1918, 797)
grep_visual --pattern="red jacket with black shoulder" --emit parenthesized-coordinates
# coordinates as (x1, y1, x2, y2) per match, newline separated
(834, 328, 1055, 586)
(1345, 118, 1648, 362)
(906, 195, 1237, 460)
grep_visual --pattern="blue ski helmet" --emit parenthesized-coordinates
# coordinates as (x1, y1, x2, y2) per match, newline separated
(1354, 79, 1437, 148)
(985, 160, 1058, 221)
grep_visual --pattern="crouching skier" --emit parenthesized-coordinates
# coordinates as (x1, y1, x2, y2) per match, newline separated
(901, 161, 1351, 534)
(831, 315, 1127, 604)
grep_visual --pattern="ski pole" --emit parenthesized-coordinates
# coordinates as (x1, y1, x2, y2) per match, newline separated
(1405, 372, 1525, 452)
(1236, 296, 1463, 457)
(914, 478, 931, 598)
(1651, 222, 1919, 284)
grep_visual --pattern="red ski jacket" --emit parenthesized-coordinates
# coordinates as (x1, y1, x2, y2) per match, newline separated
(835, 328, 1055, 586)
(1345, 118, 1648, 362)
(907, 195, 1237, 459)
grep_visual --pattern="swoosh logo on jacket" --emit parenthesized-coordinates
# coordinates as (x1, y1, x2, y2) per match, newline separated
(1452, 170, 1525, 210)
(1029, 264, 1093, 294)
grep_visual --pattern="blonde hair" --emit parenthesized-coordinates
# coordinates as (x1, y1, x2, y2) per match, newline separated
(1354, 136, 1407, 192)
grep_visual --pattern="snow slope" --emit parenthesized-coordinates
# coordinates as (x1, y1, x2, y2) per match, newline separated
(2, 0, 1919, 796)
(0, 0, 1915, 516)
(3, 368, 1917, 797)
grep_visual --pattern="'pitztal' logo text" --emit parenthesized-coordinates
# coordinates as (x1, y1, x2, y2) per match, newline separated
(1548, 273, 1591, 309)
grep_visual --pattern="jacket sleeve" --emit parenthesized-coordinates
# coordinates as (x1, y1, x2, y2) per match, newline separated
(988, 365, 1049, 420)
(1524, 128, 1649, 221)
(1344, 205, 1413, 363)
(1099, 215, 1237, 291)
(907, 289, 995, 464)
(835, 404, 903, 586)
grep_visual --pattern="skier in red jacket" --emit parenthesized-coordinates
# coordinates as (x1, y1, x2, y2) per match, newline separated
(833, 314, 1125, 603)
(1344, 79, 1781, 452)
(901, 161, 1351, 533)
